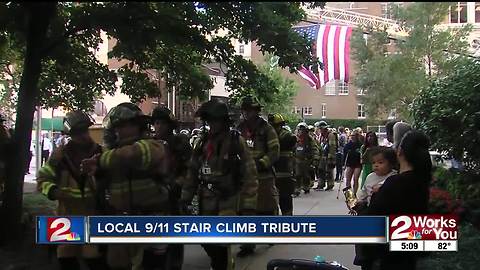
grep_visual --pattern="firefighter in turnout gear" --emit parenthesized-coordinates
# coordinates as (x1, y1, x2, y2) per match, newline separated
(268, 113, 297, 216)
(181, 99, 258, 270)
(294, 122, 320, 196)
(81, 102, 170, 270)
(148, 106, 191, 270)
(237, 95, 280, 257)
(315, 121, 337, 191)
(36, 111, 108, 270)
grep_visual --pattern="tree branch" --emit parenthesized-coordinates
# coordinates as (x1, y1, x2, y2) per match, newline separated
(40, 24, 90, 57)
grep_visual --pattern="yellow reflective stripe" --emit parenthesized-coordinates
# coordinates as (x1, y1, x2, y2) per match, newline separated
(100, 150, 114, 168)
(59, 187, 92, 198)
(267, 139, 278, 147)
(140, 140, 152, 169)
(41, 182, 56, 196)
(40, 164, 56, 177)
(241, 196, 257, 210)
(136, 140, 148, 169)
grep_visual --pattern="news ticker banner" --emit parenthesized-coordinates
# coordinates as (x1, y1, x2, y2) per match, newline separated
(37, 216, 386, 244)
(36, 215, 458, 251)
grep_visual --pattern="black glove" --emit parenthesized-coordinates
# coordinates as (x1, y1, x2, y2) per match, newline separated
(255, 159, 267, 172)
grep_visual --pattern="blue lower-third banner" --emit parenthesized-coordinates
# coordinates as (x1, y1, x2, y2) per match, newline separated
(86, 216, 387, 244)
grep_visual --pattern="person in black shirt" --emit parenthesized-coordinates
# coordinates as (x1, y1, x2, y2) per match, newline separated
(343, 130, 363, 195)
(362, 131, 432, 270)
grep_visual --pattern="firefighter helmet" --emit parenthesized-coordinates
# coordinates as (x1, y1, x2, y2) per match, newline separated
(151, 106, 178, 129)
(63, 110, 94, 135)
(296, 122, 308, 130)
(314, 121, 329, 128)
(104, 102, 150, 129)
(268, 113, 286, 126)
(195, 99, 231, 122)
(240, 95, 262, 110)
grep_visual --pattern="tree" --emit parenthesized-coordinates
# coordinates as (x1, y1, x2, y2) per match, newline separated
(351, 2, 471, 120)
(229, 54, 301, 123)
(0, 2, 325, 240)
(411, 58, 480, 172)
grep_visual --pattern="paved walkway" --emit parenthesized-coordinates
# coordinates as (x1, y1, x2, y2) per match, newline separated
(183, 184, 359, 270)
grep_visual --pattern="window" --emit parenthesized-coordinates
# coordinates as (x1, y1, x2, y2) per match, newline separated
(449, 2, 468, 23)
(358, 104, 366, 119)
(321, 103, 327, 119)
(325, 80, 336, 95)
(338, 81, 349, 95)
(239, 44, 245, 54)
(303, 107, 313, 116)
(357, 88, 366, 96)
(293, 106, 302, 114)
(476, 3, 480, 23)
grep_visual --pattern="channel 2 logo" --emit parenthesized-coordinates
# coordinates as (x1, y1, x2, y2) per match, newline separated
(389, 215, 458, 241)
(37, 216, 85, 244)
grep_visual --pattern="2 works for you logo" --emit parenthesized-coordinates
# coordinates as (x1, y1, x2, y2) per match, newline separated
(37, 216, 86, 244)
(389, 215, 457, 241)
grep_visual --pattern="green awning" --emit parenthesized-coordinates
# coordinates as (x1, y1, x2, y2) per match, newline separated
(40, 117, 64, 131)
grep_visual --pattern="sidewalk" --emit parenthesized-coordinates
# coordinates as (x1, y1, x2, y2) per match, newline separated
(183, 182, 360, 270)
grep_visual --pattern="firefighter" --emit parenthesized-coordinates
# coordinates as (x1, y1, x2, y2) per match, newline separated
(268, 113, 297, 216)
(237, 95, 280, 257)
(315, 121, 337, 191)
(294, 122, 319, 196)
(36, 111, 107, 270)
(180, 99, 258, 270)
(81, 102, 170, 270)
(148, 106, 191, 270)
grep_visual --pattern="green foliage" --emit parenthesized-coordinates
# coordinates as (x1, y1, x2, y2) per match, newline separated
(228, 53, 301, 124)
(0, 2, 325, 112)
(411, 58, 480, 171)
(417, 223, 480, 270)
(431, 167, 480, 227)
(351, 2, 471, 120)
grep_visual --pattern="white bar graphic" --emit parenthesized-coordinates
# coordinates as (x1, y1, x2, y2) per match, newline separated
(390, 240, 424, 252)
(89, 236, 386, 244)
(424, 240, 457, 252)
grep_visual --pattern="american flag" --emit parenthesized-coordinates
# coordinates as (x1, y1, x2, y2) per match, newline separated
(294, 24, 353, 89)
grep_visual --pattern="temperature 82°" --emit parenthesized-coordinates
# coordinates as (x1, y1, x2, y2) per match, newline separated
(145, 223, 169, 234)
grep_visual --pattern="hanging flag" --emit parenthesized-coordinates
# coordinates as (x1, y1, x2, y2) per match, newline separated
(293, 24, 353, 89)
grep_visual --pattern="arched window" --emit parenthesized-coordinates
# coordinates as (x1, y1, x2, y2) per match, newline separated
(93, 100, 108, 116)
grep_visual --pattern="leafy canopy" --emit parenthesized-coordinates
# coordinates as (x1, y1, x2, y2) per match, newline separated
(351, 2, 471, 120)
(0, 2, 324, 113)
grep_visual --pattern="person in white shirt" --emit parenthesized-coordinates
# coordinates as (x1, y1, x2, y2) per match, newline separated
(356, 146, 398, 206)
(41, 134, 52, 166)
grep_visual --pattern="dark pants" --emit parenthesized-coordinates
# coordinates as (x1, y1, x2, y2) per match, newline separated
(25, 151, 33, 174)
(335, 152, 343, 181)
(275, 177, 294, 215)
(41, 150, 50, 166)
(143, 245, 184, 270)
(202, 244, 231, 270)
